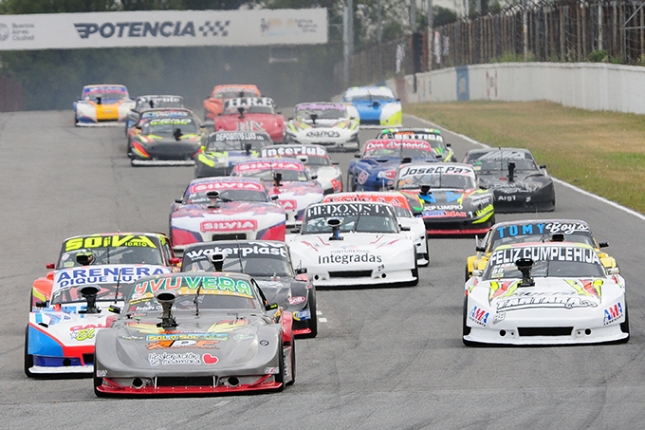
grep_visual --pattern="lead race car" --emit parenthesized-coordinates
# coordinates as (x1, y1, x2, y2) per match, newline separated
(465, 219, 619, 281)
(343, 86, 402, 128)
(260, 144, 343, 194)
(169, 177, 286, 254)
(231, 159, 324, 228)
(181, 240, 317, 338)
(31, 232, 179, 308)
(395, 162, 496, 236)
(25, 263, 171, 377)
(93, 272, 295, 396)
(214, 97, 285, 143)
(464, 148, 555, 212)
(129, 116, 206, 166)
(347, 139, 442, 191)
(323, 192, 428, 266)
(463, 242, 629, 345)
(74, 84, 135, 126)
(195, 131, 272, 178)
(288, 201, 418, 287)
(284, 102, 360, 152)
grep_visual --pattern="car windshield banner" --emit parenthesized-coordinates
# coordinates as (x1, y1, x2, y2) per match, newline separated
(0, 9, 327, 50)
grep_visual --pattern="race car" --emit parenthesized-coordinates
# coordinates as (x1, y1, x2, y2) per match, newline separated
(181, 240, 317, 338)
(288, 201, 418, 287)
(376, 128, 457, 162)
(343, 86, 402, 128)
(260, 144, 343, 194)
(284, 102, 359, 152)
(394, 163, 496, 235)
(231, 159, 324, 227)
(169, 177, 286, 253)
(25, 263, 171, 377)
(323, 192, 429, 266)
(195, 131, 272, 178)
(74, 84, 135, 126)
(465, 219, 618, 281)
(125, 95, 184, 132)
(463, 242, 629, 345)
(93, 272, 295, 396)
(463, 148, 555, 212)
(126, 108, 198, 149)
(347, 139, 442, 191)
(203, 84, 261, 121)
(31, 232, 179, 308)
(214, 97, 285, 143)
(129, 116, 206, 166)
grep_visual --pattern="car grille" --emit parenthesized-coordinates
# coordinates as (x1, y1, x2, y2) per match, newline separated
(360, 119, 381, 126)
(156, 376, 215, 387)
(212, 233, 247, 241)
(328, 270, 372, 278)
(518, 327, 573, 337)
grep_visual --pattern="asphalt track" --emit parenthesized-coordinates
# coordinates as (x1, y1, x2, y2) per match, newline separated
(2, 111, 645, 429)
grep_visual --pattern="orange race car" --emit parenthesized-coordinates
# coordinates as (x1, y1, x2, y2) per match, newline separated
(203, 84, 261, 120)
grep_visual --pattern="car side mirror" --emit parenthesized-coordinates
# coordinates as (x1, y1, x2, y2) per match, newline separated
(539, 164, 547, 169)
(290, 227, 301, 234)
(399, 225, 411, 231)
(108, 305, 121, 314)
(271, 195, 280, 201)
(295, 267, 307, 274)
(265, 302, 279, 311)
(311, 174, 318, 180)
(598, 242, 609, 248)
(446, 143, 452, 147)
(331, 161, 339, 166)
(472, 269, 483, 277)
(36, 301, 48, 308)
(475, 246, 486, 252)
(354, 154, 360, 158)
(412, 210, 423, 216)
(46, 262, 55, 269)
(479, 185, 488, 190)
(607, 267, 620, 275)
(174, 198, 183, 203)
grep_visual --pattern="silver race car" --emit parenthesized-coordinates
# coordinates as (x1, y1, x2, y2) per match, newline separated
(284, 102, 360, 152)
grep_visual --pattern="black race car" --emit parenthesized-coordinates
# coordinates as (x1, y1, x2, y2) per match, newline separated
(181, 240, 317, 338)
(464, 147, 555, 212)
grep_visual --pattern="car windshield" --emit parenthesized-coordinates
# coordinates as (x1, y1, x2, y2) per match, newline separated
(143, 119, 200, 135)
(466, 151, 538, 171)
(393, 207, 412, 218)
(183, 256, 292, 277)
(484, 259, 606, 279)
(58, 247, 164, 267)
(216, 90, 259, 98)
(397, 173, 476, 190)
(489, 232, 595, 252)
(51, 283, 126, 305)
(346, 89, 395, 101)
(126, 294, 259, 313)
(303, 213, 398, 234)
(237, 168, 308, 182)
(136, 97, 183, 110)
(296, 107, 346, 120)
(185, 189, 268, 205)
(206, 139, 267, 152)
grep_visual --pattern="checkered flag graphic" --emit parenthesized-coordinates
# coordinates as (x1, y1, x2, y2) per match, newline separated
(199, 21, 230, 37)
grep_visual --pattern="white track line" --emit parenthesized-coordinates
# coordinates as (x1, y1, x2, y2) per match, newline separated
(406, 113, 645, 221)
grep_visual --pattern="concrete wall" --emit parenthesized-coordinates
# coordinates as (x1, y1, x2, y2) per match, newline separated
(386, 63, 645, 114)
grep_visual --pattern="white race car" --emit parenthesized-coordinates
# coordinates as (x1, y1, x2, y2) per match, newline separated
(323, 192, 429, 266)
(288, 202, 418, 287)
(463, 242, 629, 346)
(25, 264, 170, 376)
(284, 102, 360, 152)
(74, 84, 135, 126)
(261, 144, 343, 194)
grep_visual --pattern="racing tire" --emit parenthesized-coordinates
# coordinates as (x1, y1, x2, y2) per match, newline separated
(618, 304, 630, 343)
(273, 342, 286, 392)
(420, 237, 430, 267)
(407, 255, 419, 287)
(302, 287, 318, 339)
(465, 265, 471, 282)
(24, 326, 35, 378)
(347, 169, 356, 192)
(286, 338, 296, 386)
(462, 297, 477, 346)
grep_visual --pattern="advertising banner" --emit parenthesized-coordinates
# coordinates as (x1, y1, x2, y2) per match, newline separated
(0, 8, 327, 50)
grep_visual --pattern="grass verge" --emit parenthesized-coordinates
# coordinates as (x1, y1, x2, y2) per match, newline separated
(405, 100, 645, 214)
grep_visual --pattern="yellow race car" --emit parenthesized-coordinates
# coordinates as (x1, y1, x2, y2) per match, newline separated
(465, 219, 617, 281)
(74, 84, 135, 126)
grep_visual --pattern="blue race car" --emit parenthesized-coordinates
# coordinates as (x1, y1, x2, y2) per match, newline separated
(347, 139, 442, 191)
(343, 86, 402, 128)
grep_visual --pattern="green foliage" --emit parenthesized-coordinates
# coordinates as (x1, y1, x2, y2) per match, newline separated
(588, 49, 608, 62)
(434, 6, 457, 27)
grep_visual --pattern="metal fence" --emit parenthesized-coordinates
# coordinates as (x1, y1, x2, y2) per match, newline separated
(342, 0, 645, 87)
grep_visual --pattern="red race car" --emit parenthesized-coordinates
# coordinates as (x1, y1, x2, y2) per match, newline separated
(214, 97, 285, 144)
(203, 84, 261, 120)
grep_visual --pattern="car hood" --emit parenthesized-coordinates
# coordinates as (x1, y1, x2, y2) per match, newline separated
(477, 171, 552, 192)
(172, 202, 284, 219)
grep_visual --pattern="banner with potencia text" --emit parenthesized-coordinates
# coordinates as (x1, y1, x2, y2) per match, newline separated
(0, 8, 327, 50)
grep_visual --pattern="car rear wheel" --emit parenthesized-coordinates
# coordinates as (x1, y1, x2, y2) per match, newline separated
(24, 326, 35, 378)
(274, 342, 286, 392)
(407, 254, 419, 286)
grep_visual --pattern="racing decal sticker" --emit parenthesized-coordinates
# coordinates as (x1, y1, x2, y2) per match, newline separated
(306, 202, 393, 218)
(234, 161, 303, 173)
(488, 280, 521, 303)
(70, 328, 96, 341)
(357, 170, 369, 185)
(259, 340, 270, 346)
(384, 131, 442, 141)
(55, 266, 169, 288)
(287, 296, 306, 305)
(64, 234, 158, 251)
(146, 333, 228, 341)
(603, 303, 623, 325)
(293, 309, 311, 321)
(141, 110, 190, 119)
(306, 130, 340, 138)
(213, 131, 267, 141)
(469, 306, 489, 326)
(200, 219, 258, 232)
(261, 146, 327, 158)
(565, 279, 603, 299)
(225, 97, 274, 108)
(493, 312, 506, 324)
(202, 353, 219, 364)
(184, 242, 288, 261)
(495, 292, 598, 311)
(234, 334, 255, 340)
(148, 352, 202, 366)
(318, 253, 382, 265)
(235, 121, 265, 132)
(364, 139, 433, 151)
(489, 246, 601, 266)
(132, 275, 254, 298)
(146, 340, 222, 350)
(423, 210, 467, 218)
(296, 103, 345, 111)
(190, 180, 264, 193)
(277, 199, 298, 211)
(397, 164, 475, 178)
(494, 221, 591, 239)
